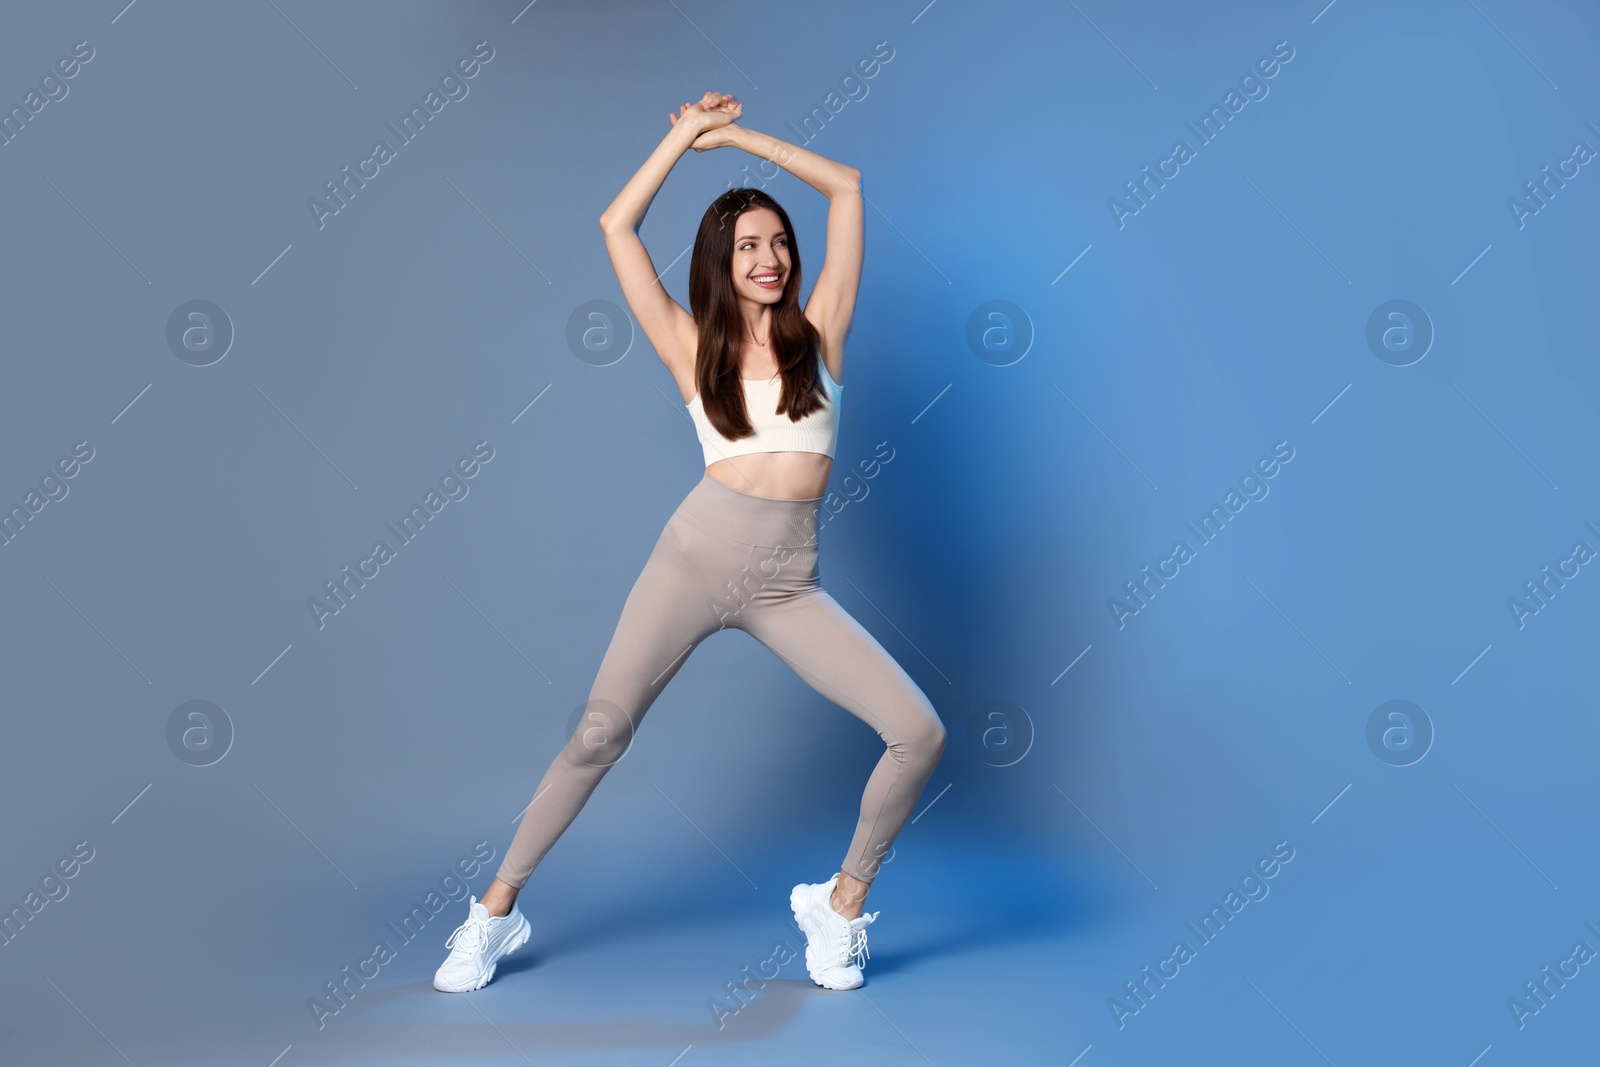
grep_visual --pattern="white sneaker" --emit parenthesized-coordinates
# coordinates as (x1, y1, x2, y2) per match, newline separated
(789, 874, 879, 990)
(432, 894, 532, 992)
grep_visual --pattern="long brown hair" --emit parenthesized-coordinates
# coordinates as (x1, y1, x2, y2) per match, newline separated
(688, 187, 825, 440)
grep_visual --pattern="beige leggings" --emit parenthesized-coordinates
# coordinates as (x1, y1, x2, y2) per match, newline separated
(494, 473, 947, 890)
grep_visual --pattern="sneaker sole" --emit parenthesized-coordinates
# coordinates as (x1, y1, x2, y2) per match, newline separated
(433, 914, 532, 993)
(789, 884, 862, 991)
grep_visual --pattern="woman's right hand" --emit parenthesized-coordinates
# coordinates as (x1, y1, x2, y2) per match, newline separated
(668, 91, 742, 135)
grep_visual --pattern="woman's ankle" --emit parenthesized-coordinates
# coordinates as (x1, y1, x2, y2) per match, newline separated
(831, 898, 862, 919)
(830, 872, 869, 919)
(482, 879, 519, 918)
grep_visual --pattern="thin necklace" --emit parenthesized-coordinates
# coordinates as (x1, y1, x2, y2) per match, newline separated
(742, 330, 772, 382)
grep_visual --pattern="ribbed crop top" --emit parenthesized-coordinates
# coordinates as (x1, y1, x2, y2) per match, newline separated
(685, 358, 843, 467)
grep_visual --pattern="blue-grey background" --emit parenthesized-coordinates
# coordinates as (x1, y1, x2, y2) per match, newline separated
(2, 0, 1596, 1064)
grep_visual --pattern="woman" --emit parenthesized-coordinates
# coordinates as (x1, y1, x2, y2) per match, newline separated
(434, 91, 946, 994)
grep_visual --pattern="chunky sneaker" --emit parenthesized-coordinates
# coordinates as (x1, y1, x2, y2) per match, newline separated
(432, 894, 532, 992)
(789, 874, 879, 990)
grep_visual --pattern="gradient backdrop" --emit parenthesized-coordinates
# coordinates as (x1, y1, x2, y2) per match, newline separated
(2, 1, 1597, 1064)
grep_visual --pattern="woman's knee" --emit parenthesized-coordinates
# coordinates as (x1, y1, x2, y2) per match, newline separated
(921, 711, 948, 762)
(564, 700, 637, 769)
(888, 700, 946, 765)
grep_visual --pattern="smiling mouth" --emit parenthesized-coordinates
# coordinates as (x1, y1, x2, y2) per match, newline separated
(750, 273, 783, 290)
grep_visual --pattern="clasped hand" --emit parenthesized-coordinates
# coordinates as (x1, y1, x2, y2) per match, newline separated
(668, 90, 742, 152)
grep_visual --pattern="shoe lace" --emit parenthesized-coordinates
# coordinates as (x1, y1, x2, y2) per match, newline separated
(444, 916, 486, 957)
(842, 913, 877, 969)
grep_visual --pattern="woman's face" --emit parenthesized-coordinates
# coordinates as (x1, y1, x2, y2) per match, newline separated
(729, 207, 791, 306)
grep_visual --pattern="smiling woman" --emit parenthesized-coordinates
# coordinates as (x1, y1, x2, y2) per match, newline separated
(681, 185, 844, 486)
(433, 90, 948, 999)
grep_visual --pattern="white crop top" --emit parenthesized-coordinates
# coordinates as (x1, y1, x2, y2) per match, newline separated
(685, 358, 842, 467)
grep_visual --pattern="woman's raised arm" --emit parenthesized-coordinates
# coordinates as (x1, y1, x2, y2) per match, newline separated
(598, 92, 741, 386)
(697, 122, 862, 379)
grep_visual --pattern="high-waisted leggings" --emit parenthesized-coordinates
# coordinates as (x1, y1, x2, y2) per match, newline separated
(494, 472, 947, 890)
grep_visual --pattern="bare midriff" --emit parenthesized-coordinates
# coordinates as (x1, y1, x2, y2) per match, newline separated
(705, 451, 832, 500)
